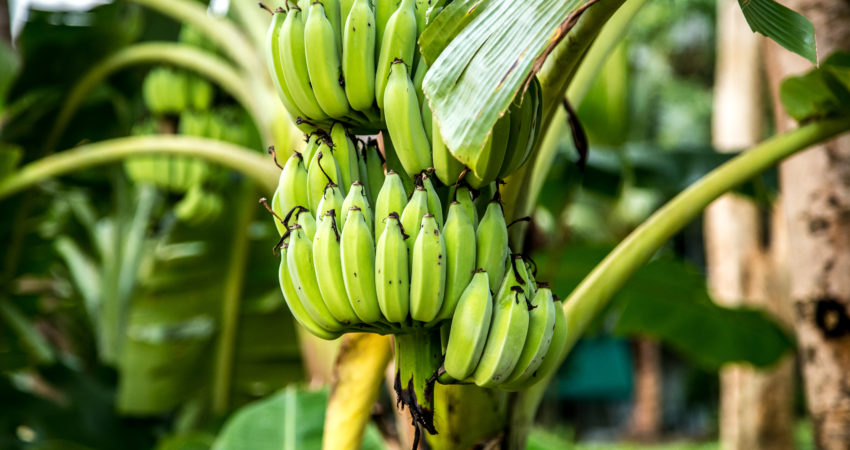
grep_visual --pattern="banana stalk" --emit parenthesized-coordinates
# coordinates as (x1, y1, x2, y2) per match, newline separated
(393, 331, 443, 438)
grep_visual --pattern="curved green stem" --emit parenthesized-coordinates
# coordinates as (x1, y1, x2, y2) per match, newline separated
(127, 0, 265, 76)
(45, 42, 263, 152)
(562, 117, 850, 352)
(0, 135, 279, 200)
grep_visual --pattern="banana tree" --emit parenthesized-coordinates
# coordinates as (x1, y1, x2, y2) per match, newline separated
(2, 0, 849, 449)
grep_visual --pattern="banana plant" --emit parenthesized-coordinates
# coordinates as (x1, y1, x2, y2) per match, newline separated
(1, 0, 848, 449)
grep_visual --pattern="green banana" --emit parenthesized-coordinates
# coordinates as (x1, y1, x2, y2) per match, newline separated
(443, 270, 492, 380)
(498, 79, 540, 178)
(375, 212, 409, 323)
(454, 185, 478, 229)
(266, 9, 307, 122)
(501, 298, 566, 391)
(421, 171, 443, 230)
(340, 0, 356, 25)
(322, 0, 343, 55)
(409, 214, 446, 322)
(381, 133, 415, 192)
(279, 243, 341, 340)
(383, 61, 431, 177)
(432, 201, 476, 323)
(340, 180, 374, 226)
(472, 267, 529, 387)
(302, 133, 321, 165)
(272, 152, 309, 235)
(307, 145, 344, 212)
(175, 185, 221, 225)
(287, 224, 346, 332)
(340, 206, 382, 323)
(341, 0, 377, 113)
(476, 200, 508, 292)
(304, 2, 351, 118)
(293, 206, 318, 240)
(374, 170, 408, 239)
(279, 6, 328, 120)
(316, 183, 346, 230)
(501, 283, 555, 385)
(313, 209, 361, 325)
(470, 112, 511, 185)
(330, 123, 359, 189)
(374, 0, 399, 57)
(400, 185, 429, 260)
(374, 0, 416, 108)
(360, 139, 385, 206)
(432, 115, 464, 186)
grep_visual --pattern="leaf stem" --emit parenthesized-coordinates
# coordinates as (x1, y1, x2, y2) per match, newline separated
(562, 117, 850, 353)
(45, 43, 263, 152)
(0, 135, 279, 200)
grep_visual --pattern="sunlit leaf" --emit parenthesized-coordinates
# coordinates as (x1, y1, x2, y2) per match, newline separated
(738, 0, 816, 64)
(422, 0, 586, 165)
(780, 52, 850, 121)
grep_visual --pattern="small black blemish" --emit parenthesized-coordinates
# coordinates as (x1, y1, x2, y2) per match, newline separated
(814, 297, 850, 338)
(339, 75, 345, 87)
(433, 229, 438, 235)
(809, 218, 829, 234)
(354, 272, 358, 277)
(389, 280, 392, 284)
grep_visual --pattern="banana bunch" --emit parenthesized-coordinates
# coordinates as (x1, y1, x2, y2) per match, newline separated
(268, 124, 564, 392)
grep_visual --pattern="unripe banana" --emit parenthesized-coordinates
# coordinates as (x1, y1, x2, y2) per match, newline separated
(374, 0, 399, 56)
(375, 212, 410, 323)
(279, 244, 341, 340)
(502, 284, 555, 385)
(340, 206, 382, 323)
(400, 185, 429, 260)
(316, 183, 346, 230)
(443, 270, 492, 379)
(421, 171, 443, 230)
(409, 214, 446, 322)
(472, 269, 530, 387)
(470, 112, 511, 185)
(341, 180, 374, 226)
(302, 133, 321, 166)
(432, 117, 464, 186)
(340, 0, 356, 24)
(330, 123, 359, 189)
(382, 134, 415, 193)
(374, 0, 416, 108)
(313, 210, 361, 325)
(383, 61, 431, 176)
(501, 298, 566, 391)
(279, 7, 328, 120)
(305, 2, 351, 118)
(307, 146, 344, 212)
(432, 201, 476, 323)
(293, 206, 318, 240)
(499, 79, 540, 178)
(273, 152, 309, 235)
(342, 0, 377, 113)
(358, 140, 384, 206)
(266, 10, 307, 122)
(476, 200, 508, 292)
(287, 224, 346, 332)
(322, 0, 343, 55)
(454, 185, 479, 229)
(374, 170, 408, 239)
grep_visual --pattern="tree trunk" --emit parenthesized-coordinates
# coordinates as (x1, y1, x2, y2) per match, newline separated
(766, 1, 850, 448)
(626, 338, 662, 441)
(704, 1, 795, 449)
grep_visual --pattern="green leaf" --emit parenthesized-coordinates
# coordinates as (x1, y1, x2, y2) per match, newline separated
(780, 52, 850, 121)
(613, 257, 795, 369)
(419, 0, 490, 67)
(542, 246, 795, 369)
(0, 144, 22, 181)
(422, 0, 584, 164)
(738, 0, 816, 64)
(0, 40, 21, 108)
(213, 387, 386, 450)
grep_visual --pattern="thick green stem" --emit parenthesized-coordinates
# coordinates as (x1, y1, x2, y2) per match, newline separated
(0, 136, 279, 200)
(127, 0, 264, 76)
(45, 43, 264, 152)
(393, 332, 443, 436)
(212, 183, 256, 414)
(559, 117, 850, 354)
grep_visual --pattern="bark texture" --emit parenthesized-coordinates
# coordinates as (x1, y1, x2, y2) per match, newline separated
(767, 1, 850, 448)
(705, 2, 795, 449)
(626, 339, 662, 441)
